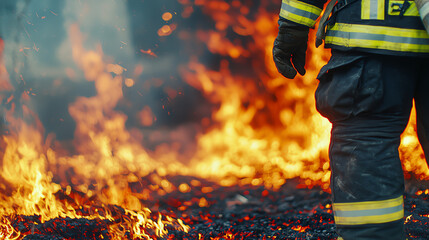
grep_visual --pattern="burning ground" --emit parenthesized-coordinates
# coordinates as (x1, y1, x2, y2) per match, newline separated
(5, 177, 429, 239)
(0, 0, 429, 239)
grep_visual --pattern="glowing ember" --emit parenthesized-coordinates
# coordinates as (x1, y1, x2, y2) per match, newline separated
(291, 225, 310, 232)
(140, 49, 158, 58)
(162, 12, 173, 22)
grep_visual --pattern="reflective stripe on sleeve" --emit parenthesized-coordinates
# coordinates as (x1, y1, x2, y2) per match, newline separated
(333, 196, 404, 225)
(280, 0, 323, 27)
(325, 23, 429, 53)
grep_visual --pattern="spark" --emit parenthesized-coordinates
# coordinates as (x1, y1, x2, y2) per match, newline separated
(162, 12, 173, 21)
(140, 49, 158, 57)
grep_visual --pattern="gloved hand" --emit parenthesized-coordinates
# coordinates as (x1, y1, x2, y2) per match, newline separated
(273, 19, 309, 79)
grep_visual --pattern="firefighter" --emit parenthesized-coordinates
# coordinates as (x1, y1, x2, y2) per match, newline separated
(273, 0, 429, 239)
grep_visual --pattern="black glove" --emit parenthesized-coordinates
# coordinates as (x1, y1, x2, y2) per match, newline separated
(273, 19, 309, 79)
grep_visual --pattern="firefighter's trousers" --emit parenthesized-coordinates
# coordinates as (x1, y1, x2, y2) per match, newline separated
(315, 50, 429, 240)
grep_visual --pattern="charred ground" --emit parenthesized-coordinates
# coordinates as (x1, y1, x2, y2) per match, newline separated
(13, 176, 429, 240)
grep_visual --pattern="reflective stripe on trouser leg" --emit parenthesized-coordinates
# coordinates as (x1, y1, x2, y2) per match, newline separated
(329, 132, 406, 240)
(333, 196, 404, 225)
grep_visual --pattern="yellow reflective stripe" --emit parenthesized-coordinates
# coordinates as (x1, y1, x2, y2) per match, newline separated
(362, 0, 371, 19)
(388, 0, 419, 16)
(326, 36, 429, 52)
(328, 23, 428, 38)
(333, 195, 403, 211)
(333, 196, 404, 225)
(377, 0, 385, 19)
(280, 0, 323, 27)
(361, 0, 385, 20)
(280, 10, 317, 26)
(325, 23, 429, 53)
(334, 209, 404, 225)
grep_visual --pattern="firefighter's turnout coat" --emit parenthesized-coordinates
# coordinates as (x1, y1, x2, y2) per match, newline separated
(281, 0, 429, 56)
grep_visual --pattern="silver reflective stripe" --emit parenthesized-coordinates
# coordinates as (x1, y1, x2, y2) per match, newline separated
(370, 0, 379, 19)
(334, 205, 403, 218)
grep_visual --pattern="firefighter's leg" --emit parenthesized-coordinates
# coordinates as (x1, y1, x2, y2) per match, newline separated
(330, 125, 406, 239)
(315, 51, 418, 240)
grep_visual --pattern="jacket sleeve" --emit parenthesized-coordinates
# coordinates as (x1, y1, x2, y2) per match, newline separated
(279, 0, 327, 28)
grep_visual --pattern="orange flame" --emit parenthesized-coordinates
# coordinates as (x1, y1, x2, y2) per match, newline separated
(0, 24, 189, 239)
(180, 5, 332, 189)
(178, 0, 428, 189)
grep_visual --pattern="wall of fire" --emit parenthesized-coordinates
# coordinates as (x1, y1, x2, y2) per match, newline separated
(0, 0, 427, 191)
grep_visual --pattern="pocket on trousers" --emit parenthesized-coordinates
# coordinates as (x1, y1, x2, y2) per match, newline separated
(315, 52, 383, 122)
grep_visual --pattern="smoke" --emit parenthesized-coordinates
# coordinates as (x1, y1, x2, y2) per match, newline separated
(0, 0, 211, 161)
(1, 0, 134, 79)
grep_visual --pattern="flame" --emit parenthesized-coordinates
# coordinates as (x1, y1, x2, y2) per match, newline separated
(178, 0, 429, 188)
(0, 24, 189, 239)
(0, 0, 428, 238)
(180, 3, 332, 189)
(400, 107, 429, 179)
(0, 217, 19, 240)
